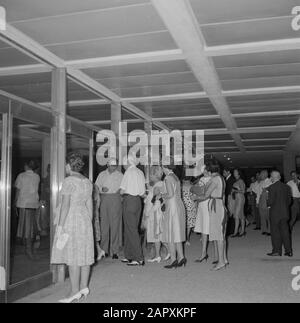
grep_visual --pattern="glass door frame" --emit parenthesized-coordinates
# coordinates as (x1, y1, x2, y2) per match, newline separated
(0, 94, 97, 302)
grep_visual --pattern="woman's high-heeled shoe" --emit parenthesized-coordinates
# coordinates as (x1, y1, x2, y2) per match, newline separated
(164, 253, 171, 261)
(177, 258, 187, 268)
(211, 263, 227, 271)
(164, 260, 178, 269)
(79, 288, 90, 300)
(195, 255, 208, 263)
(238, 232, 246, 237)
(97, 249, 105, 261)
(230, 233, 239, 238)
(147, 256, 161, 263)
(59, 292, 82, 303)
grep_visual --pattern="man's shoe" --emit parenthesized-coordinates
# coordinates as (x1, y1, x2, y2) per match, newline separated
(112, 254, 118, 260)
(127, 260, 145, 266)
(254, 227, 261, 230)
(267, 252, 282, 257)
(266, 233, 271, 236)
(105, 253, 109, 258)
(284, 252, 293, 257)
(262, 232, 267, 235)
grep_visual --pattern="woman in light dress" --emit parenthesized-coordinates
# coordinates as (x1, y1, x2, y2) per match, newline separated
(144, 166, 166, 263)
(193, 165, 212, 262)
(161, 163, 186, 269)
(196, 163, 228, 271)
(51, 152, 94, 303)
(231, 169, 246, 237)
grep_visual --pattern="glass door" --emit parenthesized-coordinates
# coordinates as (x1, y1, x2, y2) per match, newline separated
(9, 119, 52, 285)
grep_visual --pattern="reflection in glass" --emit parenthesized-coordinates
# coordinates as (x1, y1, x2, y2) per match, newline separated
(10, 120, 51, 284)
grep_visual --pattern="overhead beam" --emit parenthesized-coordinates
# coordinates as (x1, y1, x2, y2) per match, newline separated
(285, 117, 300, 152)
(89, 109, 300, 125)
(205, 38, 300, 57)
(151, 0, 244, 152)
(38, 85, 300, 108)
(0, 64, 52, 77)
(67, 49, 184, 69)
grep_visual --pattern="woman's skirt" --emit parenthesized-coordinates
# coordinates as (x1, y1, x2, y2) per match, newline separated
(16, 208, 37, 240)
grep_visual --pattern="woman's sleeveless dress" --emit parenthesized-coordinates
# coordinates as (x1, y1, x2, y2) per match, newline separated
(161, 176, 186, 243)
(209, 176, 226, 242)
(51, 176, 94, 266)
(194, 176, 211, 235)
(232, 179, 246, 220)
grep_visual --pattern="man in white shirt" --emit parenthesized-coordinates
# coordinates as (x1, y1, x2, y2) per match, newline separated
(287, 170, 300, 230)
(257, 170, 272, 235)
(120, 155, 146, 266)
(95, 158, 123, 259)
(15, 160, 40, 259)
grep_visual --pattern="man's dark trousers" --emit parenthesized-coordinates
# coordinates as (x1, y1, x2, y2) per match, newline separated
(123, 195, 143, 262)
(270, 218, 292, 255)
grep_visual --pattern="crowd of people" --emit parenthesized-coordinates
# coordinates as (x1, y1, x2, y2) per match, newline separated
(15, 152, 299, 303)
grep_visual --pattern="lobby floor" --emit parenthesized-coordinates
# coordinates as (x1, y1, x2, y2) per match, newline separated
(17, 223, 300, 303)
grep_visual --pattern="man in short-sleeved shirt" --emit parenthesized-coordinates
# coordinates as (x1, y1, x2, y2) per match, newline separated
(14, 160, 40, 259)
(95, 158, 123, 259)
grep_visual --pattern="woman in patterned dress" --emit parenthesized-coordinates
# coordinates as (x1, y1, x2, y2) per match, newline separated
(182, 177, 197, 245)
(51, 152, 94, 303)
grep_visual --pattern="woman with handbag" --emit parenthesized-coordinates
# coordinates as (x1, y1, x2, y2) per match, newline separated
(51, 152, 94, 303)
(230, 169, 246, 238)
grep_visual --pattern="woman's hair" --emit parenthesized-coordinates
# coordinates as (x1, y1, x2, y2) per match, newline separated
(233, 168, 242, 177)
(150, 166, 163, 180)
(206, 162, 221, 174)
(26, 160, 38, 171)
(67, 152, 85, 173)
(162, 156, 177, 170)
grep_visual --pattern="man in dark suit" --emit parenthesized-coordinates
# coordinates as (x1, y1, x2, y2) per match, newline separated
(223, 168, 236, 236)
(267, 171, 292, 257)
(223, 168, 235, 213)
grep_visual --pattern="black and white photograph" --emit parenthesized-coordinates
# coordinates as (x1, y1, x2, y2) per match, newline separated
(0, 0, 300, 307)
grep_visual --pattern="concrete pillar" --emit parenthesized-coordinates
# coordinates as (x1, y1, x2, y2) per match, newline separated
(42, 137, 51, 178)
(51, 68, 67, 283)
(110, 102, 123, 247)
(144, 106, 152, 185)
(283, 151, 296, 183)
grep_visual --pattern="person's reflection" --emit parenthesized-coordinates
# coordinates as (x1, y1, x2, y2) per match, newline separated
(14, 160, 40, 260)
(40, 164, 50, 236)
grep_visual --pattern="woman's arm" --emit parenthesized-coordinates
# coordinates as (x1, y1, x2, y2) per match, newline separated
(58, 194, 71, 228)
(86, 196, 93, 218)
(235, 181, 246, 194)
(197, 180, 217, 202)
(162, 177, 175, 199)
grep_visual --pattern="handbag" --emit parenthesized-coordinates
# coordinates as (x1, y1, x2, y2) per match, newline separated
(56, 232, 69, 250)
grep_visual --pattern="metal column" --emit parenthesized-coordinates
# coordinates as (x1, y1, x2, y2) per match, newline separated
(50, 68, 67, 283)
